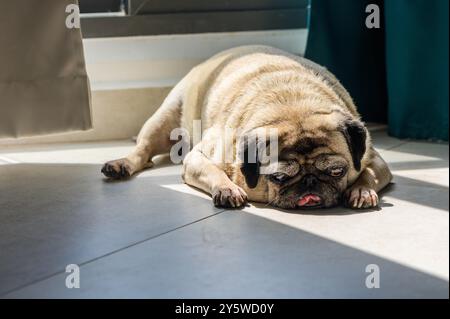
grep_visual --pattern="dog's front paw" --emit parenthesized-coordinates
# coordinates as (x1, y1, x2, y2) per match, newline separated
(101, 158, 134, 179)
(345, 186, 379, 209)
(212, 184, 248, 208)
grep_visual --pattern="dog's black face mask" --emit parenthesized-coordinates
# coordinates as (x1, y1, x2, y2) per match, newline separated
(240, 121, 367, 209)
(264, 154, 349, 209)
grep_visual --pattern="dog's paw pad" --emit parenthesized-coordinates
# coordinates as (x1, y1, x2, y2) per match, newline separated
(212, 185, 248, 208)
(101, 158, 133, 179)
(345, 186, 378, 209)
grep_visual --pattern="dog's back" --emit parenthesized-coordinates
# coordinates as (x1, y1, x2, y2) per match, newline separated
(179, 45, 360, 138)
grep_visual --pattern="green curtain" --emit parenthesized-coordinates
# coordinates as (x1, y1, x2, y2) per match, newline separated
(384, 0, 448, 140)
(305, 0, 449, 141)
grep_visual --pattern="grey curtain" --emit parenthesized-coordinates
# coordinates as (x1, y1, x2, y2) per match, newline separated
(0, 0, 92, 138)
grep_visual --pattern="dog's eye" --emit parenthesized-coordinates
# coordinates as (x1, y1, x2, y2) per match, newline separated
(329, 167, 345, 177)
(269, 172, 290, 183)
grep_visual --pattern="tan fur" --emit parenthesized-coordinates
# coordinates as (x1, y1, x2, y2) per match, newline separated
(102, 45, 392, 209)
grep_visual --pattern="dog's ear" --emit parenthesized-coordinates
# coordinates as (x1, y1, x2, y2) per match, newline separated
(340, 120, 367, 171)
(239, 136, 261, 188)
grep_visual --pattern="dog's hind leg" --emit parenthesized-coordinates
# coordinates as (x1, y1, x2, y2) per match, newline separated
(101, 84, 184, 179)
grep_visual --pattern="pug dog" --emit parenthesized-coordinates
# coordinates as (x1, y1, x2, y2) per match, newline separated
(101, 45, 392, 209)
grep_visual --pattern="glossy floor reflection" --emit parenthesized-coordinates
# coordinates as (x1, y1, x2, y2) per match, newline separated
(0, 130, 448, 298)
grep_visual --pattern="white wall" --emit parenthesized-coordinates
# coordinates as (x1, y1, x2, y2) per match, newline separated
(0, 29, 308, 144)
(84, 29, 308, 90)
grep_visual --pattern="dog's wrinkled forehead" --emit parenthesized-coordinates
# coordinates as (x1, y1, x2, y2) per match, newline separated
(280, 136, 330, 160)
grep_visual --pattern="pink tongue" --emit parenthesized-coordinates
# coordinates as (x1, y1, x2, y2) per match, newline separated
(297, 194, 322, 207)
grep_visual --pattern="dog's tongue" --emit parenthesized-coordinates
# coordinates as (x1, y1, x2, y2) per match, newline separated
(297, 194, 322, 207)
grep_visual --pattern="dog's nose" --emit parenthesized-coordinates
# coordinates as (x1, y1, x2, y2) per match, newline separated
(302, 174, 318, 188)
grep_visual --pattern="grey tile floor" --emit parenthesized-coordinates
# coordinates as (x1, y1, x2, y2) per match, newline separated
(0, 130, 448, 298)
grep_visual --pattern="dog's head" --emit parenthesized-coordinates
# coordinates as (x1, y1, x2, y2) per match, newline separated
(239, 107, 369, 209)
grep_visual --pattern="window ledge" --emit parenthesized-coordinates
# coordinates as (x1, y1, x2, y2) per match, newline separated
(84, 29, 308, 91)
